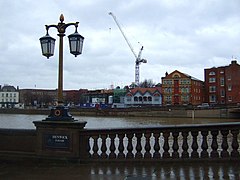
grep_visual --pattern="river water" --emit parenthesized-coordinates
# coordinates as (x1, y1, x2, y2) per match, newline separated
(0, 114, 239, 129)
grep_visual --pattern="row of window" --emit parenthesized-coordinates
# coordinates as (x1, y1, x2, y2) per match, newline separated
(1, 99, 17, 102)
(126, 96, 160, 102)
(164, 88, 201, 93)
(209, 85, 232, 92)
(1, 93, 17, 98)
(164, 95, 201, 101)
(209, 71, 224, 76)
(163, 79, 191, 85)
(209, 95, 233, 103)
(209, 77, 225, 86)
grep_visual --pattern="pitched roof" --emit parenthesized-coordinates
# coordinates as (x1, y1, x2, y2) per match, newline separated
(128, 87, 162, 96)
(0, 85, 17, 92)
(163, 70, 202, 82)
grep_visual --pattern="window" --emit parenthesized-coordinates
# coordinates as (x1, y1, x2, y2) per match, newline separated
(220, 77, 224, 86)
(126, 97, 131, 102)
(1, 94, 3, 97)
(148, 97, 152, 101)
(228, 96, 232, 102)
(166, 96, 171, 101)
(209, 71, 216, 75)
(209, 86, 216, 92)
(221, 89, 225, 97)
(163, 80, 172, 85)
(181, 88, 189, 93)
(209, 95, 216, 102)
(139, 96, 143, 102)
(209, 78, 216, 83)
(228, 85, 232, 91)
(6, 93, 8, 97)
(134, 97, 138, 102)
(165, 88, 172, 93)
(143, 96, 147, 102)
(182, 95, 189, 101)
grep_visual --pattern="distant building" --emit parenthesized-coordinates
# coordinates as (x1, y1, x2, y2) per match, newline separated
(161, 70, 204, 105)
(83, 89, 113, 105)
(0, 85, 20, 108)
(204, 59, 240, 105)
(19, 89, 57, 107)
(124, 87, 162, 107)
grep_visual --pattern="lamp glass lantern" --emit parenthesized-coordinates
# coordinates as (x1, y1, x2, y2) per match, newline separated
(68, 32, 84, 57)
(39, 34, 56, 59)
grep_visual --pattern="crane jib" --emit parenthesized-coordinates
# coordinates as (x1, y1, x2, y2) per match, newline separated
(109, 12, 147, 86)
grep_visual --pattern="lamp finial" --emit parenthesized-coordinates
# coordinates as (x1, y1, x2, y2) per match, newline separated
(60, 14, 64, 23)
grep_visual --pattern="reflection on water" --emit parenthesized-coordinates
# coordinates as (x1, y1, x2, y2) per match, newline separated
(0, 114, 239, 129)
(1, 161, 239, 179)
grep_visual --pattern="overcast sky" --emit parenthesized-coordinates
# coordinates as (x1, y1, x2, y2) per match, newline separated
(0, 0, 239, 90)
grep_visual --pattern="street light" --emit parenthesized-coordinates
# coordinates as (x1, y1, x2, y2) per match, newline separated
(39, 14, 84, 121)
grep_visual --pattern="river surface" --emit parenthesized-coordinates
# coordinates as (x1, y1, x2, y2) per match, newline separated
(0, 114, 239, 129)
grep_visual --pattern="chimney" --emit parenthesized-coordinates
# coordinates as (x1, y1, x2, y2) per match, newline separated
(165, 71, 168, 77)
(231, 57, 237, 65)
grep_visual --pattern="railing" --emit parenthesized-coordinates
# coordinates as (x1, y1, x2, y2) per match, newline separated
(79, 122, 240, 161)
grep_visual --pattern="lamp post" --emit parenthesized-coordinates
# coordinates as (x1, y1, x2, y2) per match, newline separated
(39, 14, 84, 121)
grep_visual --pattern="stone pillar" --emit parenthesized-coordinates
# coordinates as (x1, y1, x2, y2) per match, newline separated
(33, 120, 86, 159)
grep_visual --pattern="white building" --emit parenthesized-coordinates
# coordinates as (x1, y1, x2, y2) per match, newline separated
(124, 87, 162, 107)
(0, 85, 20, 108)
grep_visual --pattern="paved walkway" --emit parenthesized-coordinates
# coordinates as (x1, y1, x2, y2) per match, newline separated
(0, 160, 239, 179)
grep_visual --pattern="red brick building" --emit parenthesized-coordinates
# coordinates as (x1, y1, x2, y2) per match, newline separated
(161, 70, 204, 105)
(204, 59, 240, 105)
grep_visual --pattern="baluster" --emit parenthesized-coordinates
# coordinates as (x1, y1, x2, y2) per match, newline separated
(100, 134, 108, 159)
(153, 132, 161, 158)
(162, 131, 170, 158)
(135, 133, 143, 159)
(92, 135, 99, 158)
(191, 131, 199, 158)
(181, 131, 189, 158)
(117, 134, 125, 159)
(126, 133, 134, 159)
(172, 131, 179, 158)
(220, 130, 229, 158)
(86, 136, 91, 158)
(144, 133, 151, 159)
(200, 130, 209, 158)
(109, 134, 116, 159)
(231, 129, 240, 157)
(210, 130, 219, 158)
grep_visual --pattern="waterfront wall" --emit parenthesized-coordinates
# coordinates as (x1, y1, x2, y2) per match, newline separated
(0, 129, 36, 154)
(0, 107, 238, 118)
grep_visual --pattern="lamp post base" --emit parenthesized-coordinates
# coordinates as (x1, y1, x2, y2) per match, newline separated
(44, 105, 75, 121)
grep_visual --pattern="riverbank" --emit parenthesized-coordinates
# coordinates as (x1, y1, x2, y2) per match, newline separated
(0, 106, 239, 119)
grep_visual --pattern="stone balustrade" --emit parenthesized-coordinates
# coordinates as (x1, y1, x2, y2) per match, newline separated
(79, 122, 240, 161)
(0, 122, 239, 162)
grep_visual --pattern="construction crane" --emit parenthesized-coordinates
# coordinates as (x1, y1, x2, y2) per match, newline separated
(109, 12, 147, 86)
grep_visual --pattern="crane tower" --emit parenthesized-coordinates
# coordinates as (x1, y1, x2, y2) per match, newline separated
(109, 12, 147, 86)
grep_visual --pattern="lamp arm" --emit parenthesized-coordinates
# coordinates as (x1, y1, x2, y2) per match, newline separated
(45, 22, 79, 35)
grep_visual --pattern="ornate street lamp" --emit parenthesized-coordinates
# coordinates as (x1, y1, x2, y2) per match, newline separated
(39, 14, 84, 121)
